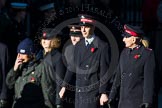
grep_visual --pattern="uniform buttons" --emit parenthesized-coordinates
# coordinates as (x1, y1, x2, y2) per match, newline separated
(78, 89, 81, 92)
(85, 65, 89, 68)
(129, 73, 132, 77)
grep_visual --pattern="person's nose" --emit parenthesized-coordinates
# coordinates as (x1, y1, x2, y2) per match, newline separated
(123, 37, 126, 42)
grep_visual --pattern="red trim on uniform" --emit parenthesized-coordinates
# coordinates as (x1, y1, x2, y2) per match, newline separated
(81, 18, 94, 23)
(125, 29, 138, 37)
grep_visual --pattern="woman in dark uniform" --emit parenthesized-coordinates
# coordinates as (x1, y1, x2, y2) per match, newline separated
(39, 28, 66, 108)
(108, 24, 156, 108)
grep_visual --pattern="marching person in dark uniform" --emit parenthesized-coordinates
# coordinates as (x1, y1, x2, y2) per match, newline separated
(1, 2, 29, 66)
(0, 0, 12, 42)
(62, 25, 82, 108)
(108, 24, 156, 108)
(63, 25, 82, 66)
(35, 1, 56, 38)
(39, 28, 66, 108)
(0, 42, 10, 108)
(60, 15, 110, 108)
(33, 1, 56, 54)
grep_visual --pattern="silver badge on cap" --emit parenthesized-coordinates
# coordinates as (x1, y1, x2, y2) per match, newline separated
(20, 49, 25, 53)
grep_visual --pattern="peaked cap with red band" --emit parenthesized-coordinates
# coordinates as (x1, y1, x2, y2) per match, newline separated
(79, 14, 95, 26)
(122, 24, 144, 37)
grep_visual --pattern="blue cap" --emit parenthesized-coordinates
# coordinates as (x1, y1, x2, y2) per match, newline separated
(39, 3, 54, 11)
(17, 38, 34, 55)
(11, 2, 28, 9)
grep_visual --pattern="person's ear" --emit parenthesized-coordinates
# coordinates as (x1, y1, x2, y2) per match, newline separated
(132, 37, 136, 44)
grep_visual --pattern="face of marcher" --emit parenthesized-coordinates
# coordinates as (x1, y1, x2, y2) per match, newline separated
(123, 36, 137, 48)
(17, 53, 30, 63)
(70, 36, 81, 45)
(81, 25, 94, 38)
(41, 39, 52, 53)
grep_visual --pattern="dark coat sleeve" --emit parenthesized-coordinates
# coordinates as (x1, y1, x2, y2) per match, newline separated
(45, 51, 66, 105)
(62, 46, 76, 87)
(0, 44, 10, 99)
(54, 56, 66, 105)
(109, 64, 121, 100)
(143, 51, 155, 104)
(99, 43, 110, 94)
(6, 68, 19, 90)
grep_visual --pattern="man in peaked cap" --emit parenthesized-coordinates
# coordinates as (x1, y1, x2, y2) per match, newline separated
(38, 2, 56, 22)
(3, 2, 29, 67)
(10, 2, 28, 22)
(60, 15, 110, 108)
(68, 24, 82, 45)
(61, 25, 82, 108)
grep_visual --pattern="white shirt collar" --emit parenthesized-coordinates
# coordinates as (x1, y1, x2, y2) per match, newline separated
(85, 35, 95, 46)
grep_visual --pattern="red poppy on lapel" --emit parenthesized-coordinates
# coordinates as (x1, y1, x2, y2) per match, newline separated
(134, 54, 141, 59)
(30, 77, 35, 82)
(91, 47, 95, 53)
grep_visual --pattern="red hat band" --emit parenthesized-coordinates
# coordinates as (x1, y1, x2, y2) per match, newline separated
(125, 29, 138, 37)
(80, 18, 94, 23)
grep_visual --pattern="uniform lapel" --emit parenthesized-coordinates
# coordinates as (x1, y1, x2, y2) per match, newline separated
(79, 37, 99, 65)
(122, 46, 145, 75)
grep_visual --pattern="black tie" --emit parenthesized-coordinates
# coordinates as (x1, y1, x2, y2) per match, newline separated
(86, 40, 90, 47)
